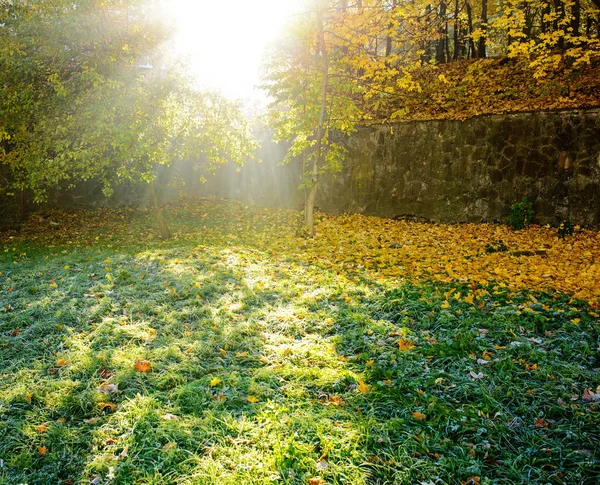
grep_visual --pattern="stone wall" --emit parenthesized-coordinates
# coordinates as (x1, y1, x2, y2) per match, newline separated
(199, 108, 600, 227)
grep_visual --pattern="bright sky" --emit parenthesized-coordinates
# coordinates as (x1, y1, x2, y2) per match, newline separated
(166, 0, 304, 101)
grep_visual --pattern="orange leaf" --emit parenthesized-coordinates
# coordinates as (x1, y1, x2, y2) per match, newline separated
(328, 395, 344, 406)
(134, 359, 151, 373)
(35, 423, 49, 434)
(412, 411, 426, 421)
(98, 402, 117, 412)
(37, 446, 48, 456)
(56, 359, 68, 367)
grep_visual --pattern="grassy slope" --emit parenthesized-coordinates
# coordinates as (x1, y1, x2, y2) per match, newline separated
(0, 199, 598, 485)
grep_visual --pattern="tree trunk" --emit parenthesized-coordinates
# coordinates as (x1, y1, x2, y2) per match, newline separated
(306, 7, 330, 238)
(19, 189, 25, 219)
(305, 183, 318, 236)
(571, 0, 581, 37)
(453, 0, 460, 60)
(477, 0, 487, 58)
(466, 1, 476, 58)
(421, 4, 433, 63)
(541, 1, 551, 34)
(385, 0, 397, 58)
(150, 181, 171, 239)
(436, 2, 447, 63)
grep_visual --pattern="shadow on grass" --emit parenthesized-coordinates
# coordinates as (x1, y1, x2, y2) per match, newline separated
(0, 237, 599, 485)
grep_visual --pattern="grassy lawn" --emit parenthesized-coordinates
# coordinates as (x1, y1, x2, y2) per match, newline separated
(0, 198, 599, 485)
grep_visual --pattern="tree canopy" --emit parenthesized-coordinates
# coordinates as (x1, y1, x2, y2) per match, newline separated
(0, 0, 257, 207)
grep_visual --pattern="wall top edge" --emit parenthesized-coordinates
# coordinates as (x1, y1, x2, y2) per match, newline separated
(362, 107, 600, 129)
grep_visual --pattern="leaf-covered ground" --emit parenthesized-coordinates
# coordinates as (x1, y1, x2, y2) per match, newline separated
(367, 58, 600, 122)
(0, 198, 599, 485)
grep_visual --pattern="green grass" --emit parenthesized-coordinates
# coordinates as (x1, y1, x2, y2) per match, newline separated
(0, 199, 599, 485)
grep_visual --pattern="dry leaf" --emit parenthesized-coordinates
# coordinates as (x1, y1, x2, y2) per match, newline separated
(247, 396, 260, 403)
(97, 383, 119, 395)
(37, 446, 47, 456)
(235, 351, 249, 358)
(98, 402, 117, 412)
(56, 359, 68, 367)
(412, 411, 426, 421)
(582, 389, 600, 402)
(357, 380, 370, 394)
(35, 423, 49, 433)
(134, 359, 151, 373)
(398, 339, 414, 351)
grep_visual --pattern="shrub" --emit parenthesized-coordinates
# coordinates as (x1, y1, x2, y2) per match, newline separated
(558, 220, 575, 239)
(507, 197, 534, 230)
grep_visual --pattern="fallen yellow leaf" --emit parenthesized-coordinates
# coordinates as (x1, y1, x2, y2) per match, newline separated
(398, 339, 414, 351)
(357, 380, 370, 394)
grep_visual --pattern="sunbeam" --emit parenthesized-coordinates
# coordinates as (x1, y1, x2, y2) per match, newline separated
(164, 0, 302, 100)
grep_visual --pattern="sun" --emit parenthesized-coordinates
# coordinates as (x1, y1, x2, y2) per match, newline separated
(164, 0, 303, 100)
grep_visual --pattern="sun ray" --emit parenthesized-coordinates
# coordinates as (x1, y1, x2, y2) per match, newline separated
(162, 0, 303, 100)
